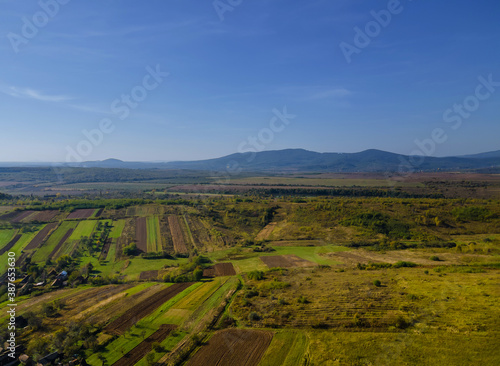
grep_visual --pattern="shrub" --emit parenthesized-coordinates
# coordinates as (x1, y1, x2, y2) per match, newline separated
(392, 261, 417, 268)
(297, 296, 309, 304)
(373, 279, 381, 287)
(248, 270, 264, 280)
(430, 256, 440, 261)
(248, 312, 261, 321)
(244, 290, 259, 298)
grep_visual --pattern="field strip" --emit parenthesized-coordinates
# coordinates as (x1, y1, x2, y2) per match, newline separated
(136, 217, 148, 252)
(0, 234, 21, 256)
(112, 324, 177, 366)
(105, 282, 193, 335)
(66, 208, 96, 219)
(183, 214, 196, 248)
(186, 329, 273, 366)
(24, 223, 58, 250)
(49, 228, 75, 259)
(168, 215, 188, 253)
(256, 222, 277, 240)
(74, 290, 131, 321)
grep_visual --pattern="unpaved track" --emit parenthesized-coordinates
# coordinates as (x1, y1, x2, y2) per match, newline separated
(255, 222, 277, 240)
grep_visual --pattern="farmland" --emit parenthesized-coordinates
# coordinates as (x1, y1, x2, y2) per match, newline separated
(0, 174, 498, 365)
(186, 329, 273, 366)
(168, 215, 188, 254)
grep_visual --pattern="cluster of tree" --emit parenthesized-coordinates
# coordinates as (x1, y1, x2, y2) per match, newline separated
(452, 206, 494, 222)
(356, 261, 417, 270)
(341, 211, 411, 239)
(26, 320, 98, 362)
(163, 256, 210, 283)
(249, 188, 444, 199)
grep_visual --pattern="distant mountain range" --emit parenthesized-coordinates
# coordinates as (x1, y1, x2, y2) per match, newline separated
(3, 148, 499, 173)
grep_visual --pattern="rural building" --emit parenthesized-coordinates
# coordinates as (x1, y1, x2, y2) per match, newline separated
(19, 354, 32, 365)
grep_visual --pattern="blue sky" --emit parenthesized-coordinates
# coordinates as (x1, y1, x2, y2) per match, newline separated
(0, 0, 499, 162)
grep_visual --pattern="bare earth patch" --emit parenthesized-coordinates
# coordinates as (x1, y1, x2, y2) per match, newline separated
(260, 255, 314, 268)
(326, 249, 493, 267)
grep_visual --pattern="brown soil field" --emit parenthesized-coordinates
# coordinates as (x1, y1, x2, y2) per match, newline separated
(159, 216, 174, 252)
(168, 215, 188, 253)
(0, 234, 21, 255)
(255, 222, 277, 241)
(326, 249, 493, 267)
(113, 324, 177, 366)
(0, 210, 22, 221)
(184, 215, 210, 248)
(204, 263, 237, 277)
(4, 284, 134, 320)
(29, 210, 59, 222)
(135, 217, 148, 252)
(260, 255, 314, 268)
(139, 270, 159, 280)
(105, 282, 193, 335)
(186, 329, 273, 366)
(83, 284, 165, 325)
(49, 228, 75, 259)
(57, 285, 135, 318)
(99, 239, 111, 261)
(11, 210, 35, 223)
(24, 223, 58, 250)
(66, 208, 95, 219)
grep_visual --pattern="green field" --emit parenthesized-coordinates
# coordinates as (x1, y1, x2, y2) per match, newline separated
(32, 221, 78, 262)
(69, 220, 98, 241)
(304, 331, 500, 365)
(0, 229, 16, 247)
(0, 229, 40, 273)
(109, 219, 126, 238)
(147, 216, 162, 252)
(206, 245, 348, 273)
(86, 283, 197, 365)
(259, 330, 308, 366)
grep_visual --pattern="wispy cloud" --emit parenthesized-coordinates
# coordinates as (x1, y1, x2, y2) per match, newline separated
(307, 88, 352, 100)
(0, 85, 72, 102)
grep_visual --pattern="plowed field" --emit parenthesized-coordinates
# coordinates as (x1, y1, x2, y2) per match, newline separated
(168, 215, 188, 253)
(260, 255, 314, 268)
(135, 217, 147, 252)
(186, 329, 273, 366)
(66, 209, 95, 219)
(203, 263, 236, 277)
(24, 223, 58, 250)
